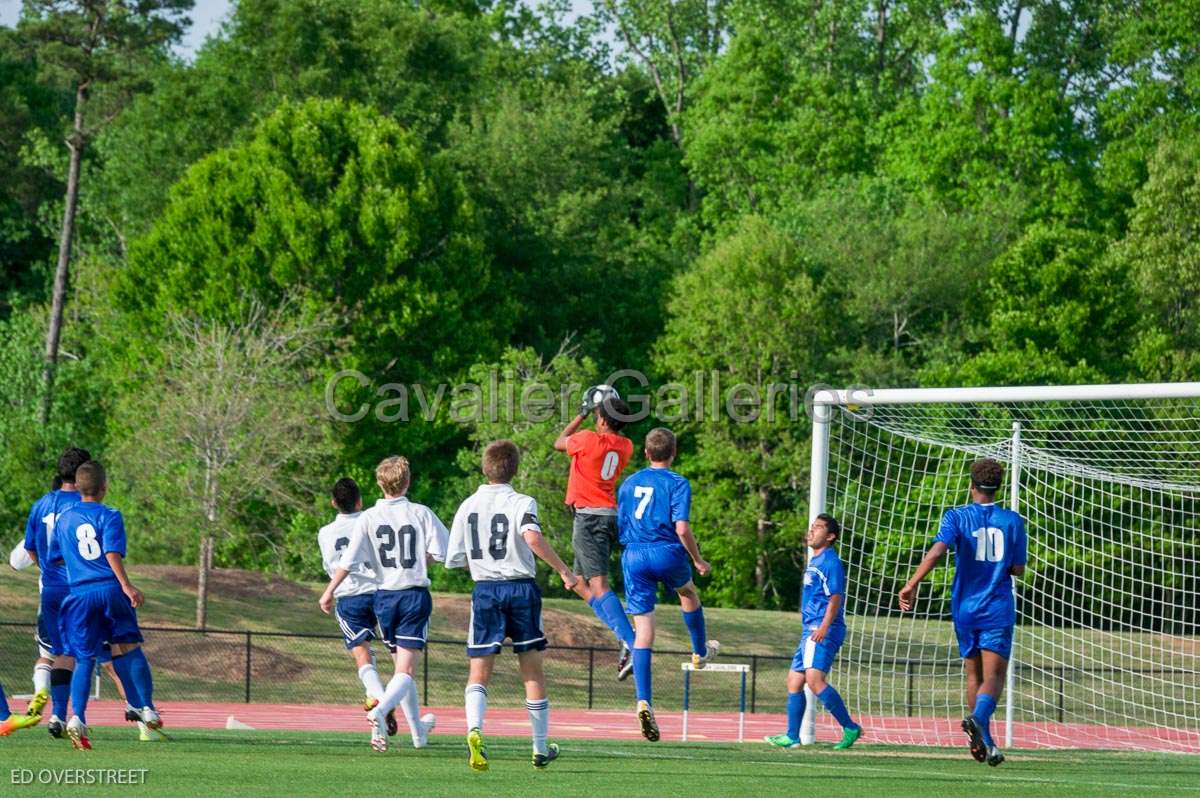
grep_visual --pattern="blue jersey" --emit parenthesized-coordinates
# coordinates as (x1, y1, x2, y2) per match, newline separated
(936, 502, 1028, 630)
(23, 490, 82, 588)
(802, 547, 847, 628)
(50, 501, 128, 588)
(617, 466, 691, 546)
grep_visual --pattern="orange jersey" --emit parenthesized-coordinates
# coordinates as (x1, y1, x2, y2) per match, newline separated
(564, 430, 634, 509)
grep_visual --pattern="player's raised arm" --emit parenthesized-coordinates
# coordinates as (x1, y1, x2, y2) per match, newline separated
(553, 413, 587, 451)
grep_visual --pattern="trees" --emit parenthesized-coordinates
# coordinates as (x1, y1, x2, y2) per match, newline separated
(19, 0, 191, 426)
(656, 216, 822, 607)
(111, 303, 335, 629)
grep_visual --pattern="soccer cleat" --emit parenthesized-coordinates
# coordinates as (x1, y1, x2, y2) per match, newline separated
(412, 713, 436, 749)
(637, 700, 660, 742)
(763, 733, 801, 749)
(366, 707, 388, 752)
(986, 745, 1006, 767)
(961, 716, 988, 763)
(0, 712, 43, 736)
(532, 742, 560, 769)
(140, 706, 162, 731)
(467, 727, 489, 772)
(26, 688, 50, 717)
(364, 697, 398, 737)
(124, 704, 142, 722)
(66, 716, 91, 750)
(834, 725, 863, 750)
(617, 641, 632, 681)
(47, 715, 65, 739)
(691, 639, 721, 670)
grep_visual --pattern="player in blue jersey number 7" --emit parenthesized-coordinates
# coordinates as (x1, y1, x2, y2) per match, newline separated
(616, 427, 718, 742)
(764, 513, 862, 750)
(899, 458, 1028, 767)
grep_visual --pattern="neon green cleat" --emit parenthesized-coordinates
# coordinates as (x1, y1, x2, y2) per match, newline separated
(763, 733, 801, 749)
(833, 725, 863, 750)
(0, 712, 43, 736)
(467, 727, 488, 772)
(26, 688, 50, 717)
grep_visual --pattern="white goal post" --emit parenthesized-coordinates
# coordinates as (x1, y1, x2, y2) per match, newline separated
(801, 382, 1200, 753)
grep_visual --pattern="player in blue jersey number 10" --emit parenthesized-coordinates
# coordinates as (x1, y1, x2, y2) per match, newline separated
(899, 458, 1028, 767)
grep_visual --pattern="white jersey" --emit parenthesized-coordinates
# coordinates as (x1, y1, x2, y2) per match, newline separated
(317, 512, 375, 598)
(447, 483, 541, 582)
(339, 497, 448, 591)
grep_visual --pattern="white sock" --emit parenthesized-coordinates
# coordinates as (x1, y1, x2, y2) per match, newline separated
(526, 698, 549, 755)
(33, 663, 52, 694)
(357, 663, 385, 701)
(400, 679, 422, 739)
(465, 683, 487, 732)
(379, 672, 413, 717)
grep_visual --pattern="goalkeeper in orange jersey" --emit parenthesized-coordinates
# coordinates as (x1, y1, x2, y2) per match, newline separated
(553, 385, 636, 680)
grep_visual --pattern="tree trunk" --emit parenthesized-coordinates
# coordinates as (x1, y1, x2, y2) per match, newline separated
(40, 82, 89, 428)
(196, 535, 213, 630)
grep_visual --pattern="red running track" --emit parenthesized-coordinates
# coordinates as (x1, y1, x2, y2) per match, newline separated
(18, 699, 1198, 753)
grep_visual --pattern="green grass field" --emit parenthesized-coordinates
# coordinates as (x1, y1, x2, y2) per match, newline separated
(2, 730, 1198, 798)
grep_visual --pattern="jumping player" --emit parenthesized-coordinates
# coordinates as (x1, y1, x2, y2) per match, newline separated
(764, 513, 862, 750)
(553, 388, 636, 678)
(899, 458, 1027, 766)
(320, 458, 443, 752)
(616, 427, 718, 741)
(447, 440, 580, 770)
(52, 461, 161, 750)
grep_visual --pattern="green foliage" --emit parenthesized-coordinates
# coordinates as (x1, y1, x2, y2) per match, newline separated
(656, 216, 820, 608)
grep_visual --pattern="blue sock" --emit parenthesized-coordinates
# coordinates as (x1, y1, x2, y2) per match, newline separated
(591, 592, 636, 647)
(817, 685, 858, 730)
(786, 690, 806, 740)
(973, 693, 997, 747)
(50, 668, 72, 719)
(632, 647, 652, 703)
(124, 648, 155, 710)
(681, 607, 708, 656)
(110, 654, 143, 709)
(70, 661, 95, 725)
(0, 683, 10, 720)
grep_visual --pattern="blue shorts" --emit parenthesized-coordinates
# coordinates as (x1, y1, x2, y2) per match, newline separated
(374, 588, 432, 651)
(334, 593, 378, 650)
(621, 543, 693, 615)
(955, 625, 1013, 660)
(58, 582, 143, 661)
(37, 584, 71, 657)
(467, 579, 545, 656)
(791, 625, 845, 673)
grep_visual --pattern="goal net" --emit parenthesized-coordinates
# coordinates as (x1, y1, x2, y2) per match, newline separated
(803, 384, 1200, 753)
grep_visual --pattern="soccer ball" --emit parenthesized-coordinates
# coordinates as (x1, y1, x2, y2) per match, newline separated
(582, 384, 620, 414)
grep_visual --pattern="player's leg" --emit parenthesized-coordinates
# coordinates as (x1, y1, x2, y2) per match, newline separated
(465, 654, 494, 771)
(667, 540, 718, 667)
(510, 579, 555, 767)
(30, 657, 52, 716)
(631, 612, 660, 741)
(764, 655, 806, 748)
(956, 626, 990, 763)
(972, 633, 1012, 767)
(42, 586, 73, 728)
(0, 682, 43, 736)
(336, 594, 386, 703)
(575, 514, 636, 672)
(805, 666, 862, 748)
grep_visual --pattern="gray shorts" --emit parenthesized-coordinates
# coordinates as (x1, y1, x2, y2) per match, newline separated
(572, 511, 619, 579)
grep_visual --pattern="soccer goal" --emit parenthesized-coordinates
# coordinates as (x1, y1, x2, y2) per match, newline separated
(801, 382, 1200, 753)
